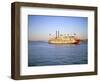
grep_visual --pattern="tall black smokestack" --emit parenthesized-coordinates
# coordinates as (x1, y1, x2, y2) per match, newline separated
(56, 30, 57, 38)
(58, 30, 59, 38)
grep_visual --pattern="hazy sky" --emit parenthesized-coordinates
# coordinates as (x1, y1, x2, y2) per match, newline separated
(28, 15, 88, 41)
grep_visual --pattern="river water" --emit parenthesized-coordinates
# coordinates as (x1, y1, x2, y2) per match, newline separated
(28, 41, 88, 66)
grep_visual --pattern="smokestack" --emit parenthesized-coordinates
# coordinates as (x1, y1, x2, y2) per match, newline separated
(56, 30, 57, 38)
(58, 30, 59, 38)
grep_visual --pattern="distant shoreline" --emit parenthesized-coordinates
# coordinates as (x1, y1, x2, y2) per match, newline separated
(28, 40, 88, 44)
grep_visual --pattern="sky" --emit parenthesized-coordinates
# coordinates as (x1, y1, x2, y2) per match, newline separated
(28, 15, 88, 41)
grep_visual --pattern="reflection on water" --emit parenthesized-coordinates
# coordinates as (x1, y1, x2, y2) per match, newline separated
(51, 44, 78, 47)
(28, 41, 88, 66)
